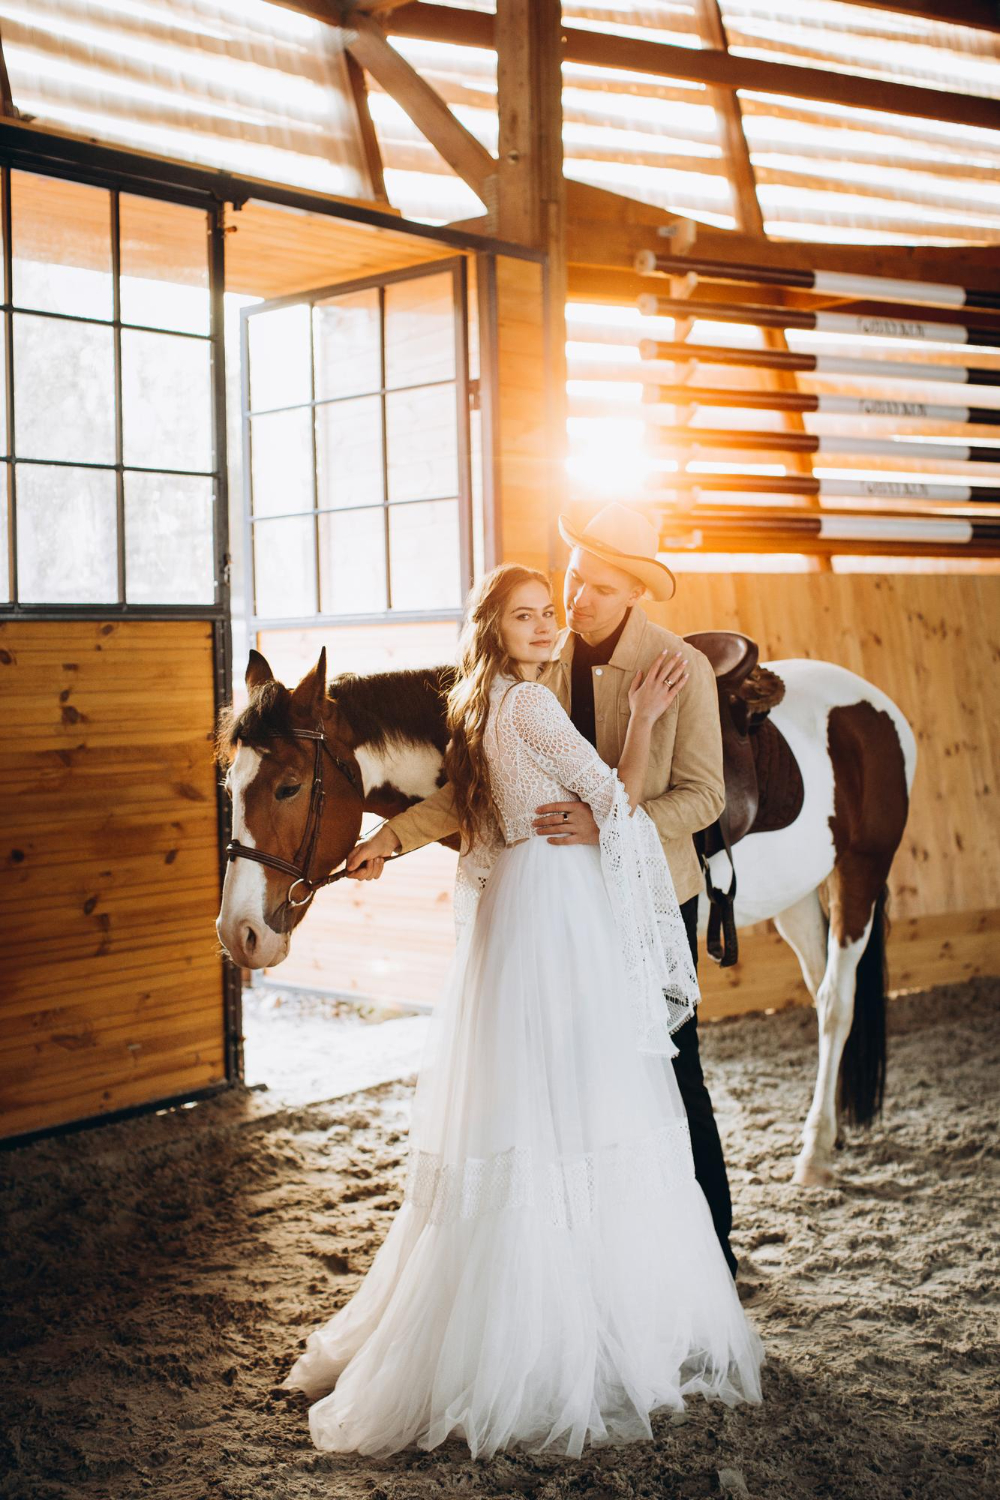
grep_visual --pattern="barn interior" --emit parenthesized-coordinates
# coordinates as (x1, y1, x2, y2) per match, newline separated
(1, 3, 999, 1498)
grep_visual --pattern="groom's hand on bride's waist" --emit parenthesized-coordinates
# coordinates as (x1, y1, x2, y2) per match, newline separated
(533, 802, 600, 846)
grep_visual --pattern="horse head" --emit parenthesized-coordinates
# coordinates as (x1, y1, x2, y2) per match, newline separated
(215, 648, 365, 969)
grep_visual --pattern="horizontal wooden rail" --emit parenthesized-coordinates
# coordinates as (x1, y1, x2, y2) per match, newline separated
(651, 508, 1000, 556)
(646, 474, 1000, 504)
(634, 251, 1000, 313)
(637, 340, 1000, 387)
(646, 427, 1000, 462)
(638, 388, 1000, 424)
(636, 295, 1000, 350)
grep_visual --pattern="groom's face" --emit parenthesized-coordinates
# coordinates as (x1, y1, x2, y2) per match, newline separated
(564, 548, 643, 644)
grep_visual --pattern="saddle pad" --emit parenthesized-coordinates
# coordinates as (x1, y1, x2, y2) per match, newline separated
(749, 718, 804, 836)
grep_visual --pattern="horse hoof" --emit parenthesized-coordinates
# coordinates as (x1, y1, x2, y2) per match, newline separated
(793, 1153, 834, 1187)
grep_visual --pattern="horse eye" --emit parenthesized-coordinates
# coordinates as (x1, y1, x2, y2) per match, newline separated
(275, 783, 302, 801)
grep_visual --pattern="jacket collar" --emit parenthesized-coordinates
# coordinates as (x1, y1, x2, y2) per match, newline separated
(551, 603, 648, 674)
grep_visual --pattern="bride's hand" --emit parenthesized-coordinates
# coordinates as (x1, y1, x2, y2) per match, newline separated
(627, 651, 688, 726)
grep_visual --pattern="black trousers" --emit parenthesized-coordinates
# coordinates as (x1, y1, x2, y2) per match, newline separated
(674, 896, 738, 1278)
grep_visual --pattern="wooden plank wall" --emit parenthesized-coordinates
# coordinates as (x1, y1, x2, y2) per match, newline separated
(648, 573, 1000, 1016)
(257, 575, 1000, 1019)
(0, 620, 227, 1139)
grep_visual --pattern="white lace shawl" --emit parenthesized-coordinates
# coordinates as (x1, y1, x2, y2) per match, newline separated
(454, 678, 699, 1055)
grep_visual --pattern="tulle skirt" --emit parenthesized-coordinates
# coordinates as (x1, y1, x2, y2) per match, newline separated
(282, 837, 763, 1458)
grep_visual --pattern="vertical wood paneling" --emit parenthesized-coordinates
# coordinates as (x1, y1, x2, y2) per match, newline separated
(0, 620, 227, 1139)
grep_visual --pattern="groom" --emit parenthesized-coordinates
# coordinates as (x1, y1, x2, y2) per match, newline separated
(347, 504, 738, 1278)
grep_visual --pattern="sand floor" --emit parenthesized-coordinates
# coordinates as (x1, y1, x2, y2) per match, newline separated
(1, 978, 998, 1500)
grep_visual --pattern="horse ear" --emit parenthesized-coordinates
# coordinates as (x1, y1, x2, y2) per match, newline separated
(291, 648, 328, 721)
(246, 649, 275, 692)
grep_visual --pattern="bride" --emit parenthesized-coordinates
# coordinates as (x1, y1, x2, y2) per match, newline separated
(281, 563, 763, 1458)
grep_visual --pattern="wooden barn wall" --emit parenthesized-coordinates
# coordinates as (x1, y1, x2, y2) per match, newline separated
(260, 574, 998, 1020)
(0, 620, 228, 1140)
(651, 573, 1000, 1017)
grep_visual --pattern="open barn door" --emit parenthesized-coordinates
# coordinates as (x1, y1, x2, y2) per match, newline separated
(0, 152, 240, 1142)
(242, 256, 477, 1015)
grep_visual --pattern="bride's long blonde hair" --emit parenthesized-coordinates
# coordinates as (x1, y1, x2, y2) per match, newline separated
(444, 563, 552, 845)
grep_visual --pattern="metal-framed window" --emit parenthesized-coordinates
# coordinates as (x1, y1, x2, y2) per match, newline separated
(0, 162, 229, 618)
(242, 257, 474, 630)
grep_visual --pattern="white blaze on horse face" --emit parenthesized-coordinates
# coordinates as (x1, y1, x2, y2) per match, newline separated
(217, 745, 290, 969)
(354, 740, 444, 802)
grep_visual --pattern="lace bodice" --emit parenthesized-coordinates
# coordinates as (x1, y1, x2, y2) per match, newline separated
(485, 676, 618, 844)
(453, 675, 700, 1055)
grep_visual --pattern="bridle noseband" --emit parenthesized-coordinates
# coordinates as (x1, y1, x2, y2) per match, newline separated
(225, 725, 363, 909)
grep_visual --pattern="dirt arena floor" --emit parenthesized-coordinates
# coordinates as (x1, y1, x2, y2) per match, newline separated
(2, 977, 997, 1500)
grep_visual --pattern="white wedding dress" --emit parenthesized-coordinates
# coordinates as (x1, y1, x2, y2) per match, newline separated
(282, 677, 763, 1457)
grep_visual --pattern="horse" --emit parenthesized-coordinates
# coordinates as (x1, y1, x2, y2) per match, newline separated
(216, 646, 915, 1188)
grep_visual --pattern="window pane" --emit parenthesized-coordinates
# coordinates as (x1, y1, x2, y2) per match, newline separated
(319, 507, 387, 615)
(388, 500, 461, 611)
(121, 329, 213, 472)
(250, 408, 314, 517)
(0, 466, 9, 602)
(14, 314, 116, 464)
(315, 395, 383, 511)
(384, 271, 455, 390)
(314, 289, 380, 401)
(386, 385, 458, 503)
(11, 172, 113, 321)
(119, 195, 210, 336)
(253, 516, 316, 618)
(16, 465, 118, 604)
(247, 305, 312, 411)
(125, 473, 215, 604)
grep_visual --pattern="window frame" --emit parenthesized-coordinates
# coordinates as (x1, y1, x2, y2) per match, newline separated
(0, 159, 230, 622)
(241, 256, 475, 632)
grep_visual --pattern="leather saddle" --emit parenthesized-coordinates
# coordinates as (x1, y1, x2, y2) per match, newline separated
(682, 631, 804, 968)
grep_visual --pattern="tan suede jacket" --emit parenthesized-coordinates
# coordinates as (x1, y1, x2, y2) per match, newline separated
(385, 605, 724, 905)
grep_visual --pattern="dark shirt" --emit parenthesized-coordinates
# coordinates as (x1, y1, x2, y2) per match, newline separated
(569, 608, 631, 749)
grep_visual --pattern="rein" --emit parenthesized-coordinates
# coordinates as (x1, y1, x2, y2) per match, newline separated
(225, 724, 365, 909)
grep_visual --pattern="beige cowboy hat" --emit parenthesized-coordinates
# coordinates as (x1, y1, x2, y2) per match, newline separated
(558, 503, 676, 602)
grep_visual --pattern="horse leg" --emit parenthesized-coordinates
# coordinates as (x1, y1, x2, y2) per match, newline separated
(792, 911, 874, 1186)
(774, 888, 828, 1001)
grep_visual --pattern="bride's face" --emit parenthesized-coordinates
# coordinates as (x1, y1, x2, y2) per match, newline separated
(499, 581, 557, 670)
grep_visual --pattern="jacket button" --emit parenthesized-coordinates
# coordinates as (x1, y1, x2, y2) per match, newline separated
(595, 667, 603, 676)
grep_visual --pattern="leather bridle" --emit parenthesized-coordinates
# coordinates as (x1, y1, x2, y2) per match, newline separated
(225, 724, 364, 909)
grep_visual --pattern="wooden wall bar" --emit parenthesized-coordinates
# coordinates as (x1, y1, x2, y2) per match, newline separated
(0, 620, 228, 1140)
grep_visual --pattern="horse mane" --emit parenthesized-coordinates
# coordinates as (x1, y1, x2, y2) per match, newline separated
(215, 666, 454, 767)
(330, 666, 455, 753)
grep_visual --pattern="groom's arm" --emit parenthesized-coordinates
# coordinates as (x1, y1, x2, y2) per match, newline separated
(641, 648, 724, 840)
(384, 780, 461, 854)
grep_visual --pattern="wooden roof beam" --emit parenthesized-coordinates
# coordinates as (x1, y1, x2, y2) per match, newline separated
(344, 11, 497, 204)
(839, 1, 1000, 32)
(383, 4, 1000, 134)
(344, 52, 389, 204)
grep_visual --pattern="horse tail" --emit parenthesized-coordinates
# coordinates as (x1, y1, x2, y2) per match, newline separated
(837, 885, 889, 1128)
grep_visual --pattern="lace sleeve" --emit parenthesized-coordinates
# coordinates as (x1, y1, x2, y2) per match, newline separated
(505, 682, 699, 1054)
(508, 681, 621, 818)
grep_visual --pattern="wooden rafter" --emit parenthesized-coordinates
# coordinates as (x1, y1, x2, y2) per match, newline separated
(381, 4, 1000, 133)
(343, 11, 497, 203)
(0, 24, 19, 119)
(344, 52, 389, 203)
(842, 0, 1000, 32)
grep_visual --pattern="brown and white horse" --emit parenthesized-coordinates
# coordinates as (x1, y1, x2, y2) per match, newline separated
(216, 648, 915, 1187)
